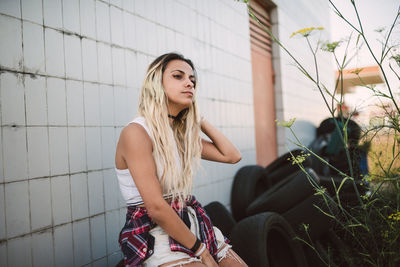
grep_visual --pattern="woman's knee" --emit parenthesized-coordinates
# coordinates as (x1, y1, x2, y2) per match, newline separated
(159, 258, 206, 267)
(218, 249, 248, 267)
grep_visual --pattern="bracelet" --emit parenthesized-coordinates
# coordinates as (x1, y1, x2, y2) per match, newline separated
(189, 238, 201, 254)
(194, 243, 206, 257)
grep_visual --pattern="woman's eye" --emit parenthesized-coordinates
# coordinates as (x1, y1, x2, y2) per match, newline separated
(173, 74, 182, 79)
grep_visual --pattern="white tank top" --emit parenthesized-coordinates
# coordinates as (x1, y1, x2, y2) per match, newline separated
(115, 116, 181, 205)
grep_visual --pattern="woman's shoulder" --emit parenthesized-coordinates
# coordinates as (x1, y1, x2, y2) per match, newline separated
(125, 116, 152, 138)
(119, 120, 152, 151)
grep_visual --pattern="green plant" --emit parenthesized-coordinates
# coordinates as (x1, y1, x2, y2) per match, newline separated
(243, 0, 400, 266)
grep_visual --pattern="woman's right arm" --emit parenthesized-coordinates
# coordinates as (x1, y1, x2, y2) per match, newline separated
(118, 123, 217, 266)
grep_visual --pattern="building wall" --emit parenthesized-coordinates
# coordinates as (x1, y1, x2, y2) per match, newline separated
(0, 0, 255, 266)
(271, 0, 333, 154)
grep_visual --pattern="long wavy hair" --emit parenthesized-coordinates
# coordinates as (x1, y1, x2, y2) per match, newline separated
(138, 53, 202, 205)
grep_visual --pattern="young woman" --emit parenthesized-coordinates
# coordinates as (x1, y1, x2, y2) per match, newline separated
(115, 53, 247, 267)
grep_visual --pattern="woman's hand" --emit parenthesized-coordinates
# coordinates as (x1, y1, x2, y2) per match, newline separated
(198, 248, 218, 267)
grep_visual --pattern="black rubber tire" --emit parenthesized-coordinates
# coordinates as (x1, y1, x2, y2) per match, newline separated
(230, 212, 307, 267)
(246, 168, 320, 216)
(264, 149, 306, 175)
(204, 201, 236, 239)
(231, 165, 268, 221)
(261, 149, 313, 190)
(283, 194, 337, 241)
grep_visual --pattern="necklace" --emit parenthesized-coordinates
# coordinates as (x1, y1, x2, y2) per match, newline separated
(168, 114, 178, 119)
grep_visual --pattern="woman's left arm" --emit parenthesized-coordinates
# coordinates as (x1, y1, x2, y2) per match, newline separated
(200, 118, 242, 163)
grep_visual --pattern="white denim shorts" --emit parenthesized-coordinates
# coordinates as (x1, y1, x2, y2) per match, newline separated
(143, 207, 231, 267)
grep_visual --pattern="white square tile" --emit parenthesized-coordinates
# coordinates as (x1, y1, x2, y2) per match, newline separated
(21, 0, 43, 24)
(0, 16, 22, 70)
(136, 53, 148, 86)
(88, 171, 104, 215)
(44, 28, 65, 77)
(96, 1, 110, 42)
(43, 0, 62, 28)
(32, 230, 54, 267)
(134, 16, 147, 53)
(72, 219, 91, 266)
(51, 175, 71, 225)
(47, 77, 67, 126)
(97, 43, 113, 84)
(110, 0, 122, 8)
(105, 210, 120, 253)
(25, 75, 47, 126)
(126, 88, 139, 119)
(80, 0, 96, 39)
(64, 34, 82, 80)
(123, 12, 135, 50)
(123, 0, 134, 13)
(0, 0, 21, 18)
(22, 21, 45, 73)
(7, 235, 32, 267)
(154, 0, 165, 25)
(66, 80, 84, 126)
(49, 127, 69, 175)
(29, 178, 52, 230)
(3, 126, 28, 182)
(110, 6, 124, 46)
(83, 82, 100, 125)
(133, 0, 145, 16)
(0, 127, 2, 184)
(5, 181, 30, 238)
(92, 258, 108, 267)
(54, 224, 74, 267)
(82, 39, 98, 82)
(68, 127, 87, 172)
(86, 127, 102, 170)
(0, 72, 25, 125)
(90, 214, 107, 259)
(62, 0, 80, 34)
(125, 50, 137, 88)
(27, 127, 50, 178)
(101, 128, 115, 169)
(0, 242, 6, 267)
(70, 173, 89, 220)
(156, 24, 167, 55)
(147, 22, 157, 56)
(111, 47, 126, 86)
(103, 169, 119, 211)
(99, 85, 115, 125)
(0, 185, 5, 239)
(108, 252, 123, 266)
(113, 86, 128, 125)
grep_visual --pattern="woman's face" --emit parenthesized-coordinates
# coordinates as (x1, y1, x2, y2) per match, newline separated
(162, 59, 196, 112)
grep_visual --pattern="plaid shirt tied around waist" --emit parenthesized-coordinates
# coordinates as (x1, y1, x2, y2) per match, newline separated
(119, 195, 220, 267)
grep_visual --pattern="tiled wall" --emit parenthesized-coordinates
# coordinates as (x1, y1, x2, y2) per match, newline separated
(0, 0, 254, 266)
(271, 0, 333, 154)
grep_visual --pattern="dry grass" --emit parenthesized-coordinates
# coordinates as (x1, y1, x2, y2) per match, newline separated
(366, 130, 400, 182)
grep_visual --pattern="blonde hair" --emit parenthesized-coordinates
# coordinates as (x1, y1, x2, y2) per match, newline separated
(138, 53, 202, 205)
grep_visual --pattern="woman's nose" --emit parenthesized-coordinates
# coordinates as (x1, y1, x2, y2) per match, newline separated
(185, 79, 194, 88)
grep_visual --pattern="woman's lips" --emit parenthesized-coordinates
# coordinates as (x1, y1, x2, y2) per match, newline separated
(183, 91, 193, 96)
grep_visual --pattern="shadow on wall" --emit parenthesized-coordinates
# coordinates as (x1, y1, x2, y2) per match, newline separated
(285, 120, 316, 151)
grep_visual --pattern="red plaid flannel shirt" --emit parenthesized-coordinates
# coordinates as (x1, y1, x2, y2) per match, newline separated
(119, 196, 221, 267)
